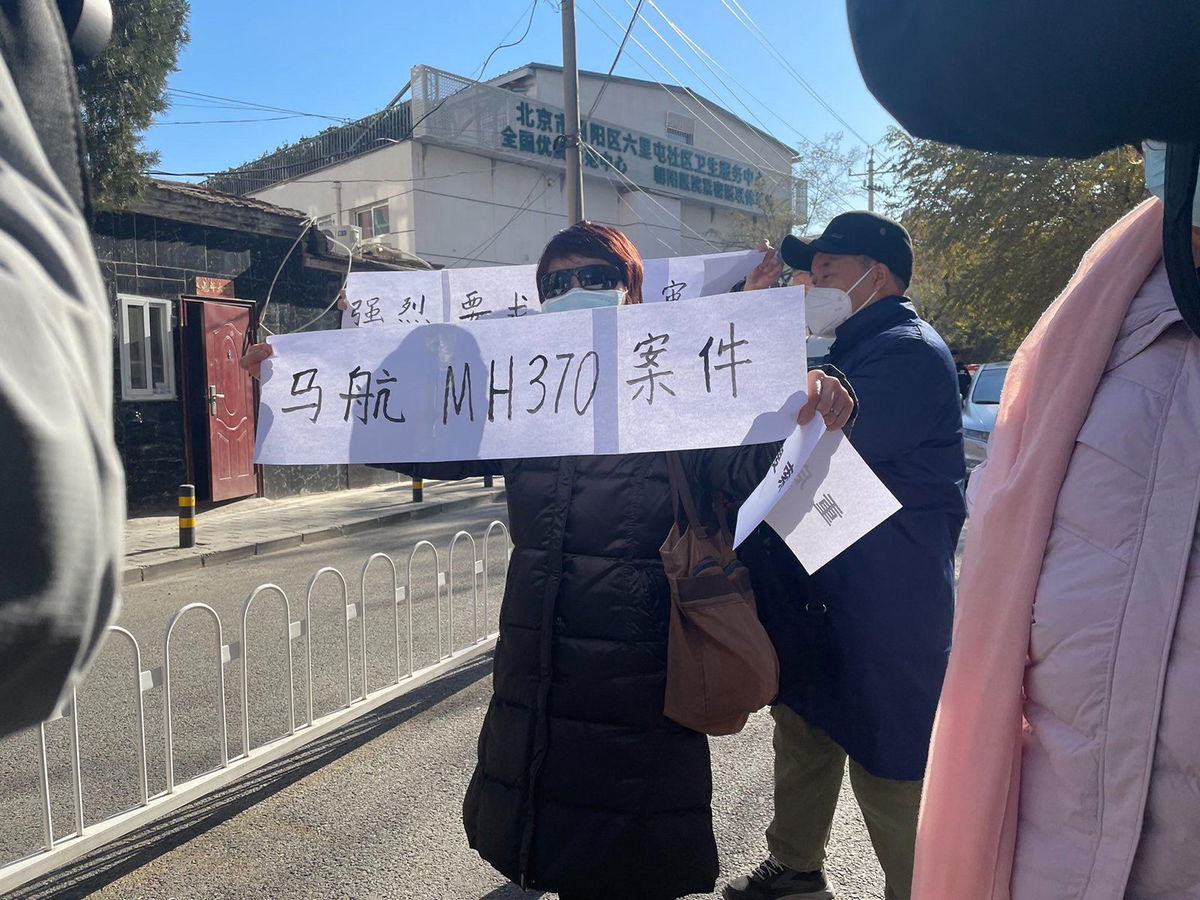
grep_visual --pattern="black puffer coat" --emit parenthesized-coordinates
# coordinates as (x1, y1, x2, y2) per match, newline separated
(408, 447, 773, 899)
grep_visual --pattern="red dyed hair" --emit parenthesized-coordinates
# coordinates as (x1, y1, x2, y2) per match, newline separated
(535, 221, 645, 304)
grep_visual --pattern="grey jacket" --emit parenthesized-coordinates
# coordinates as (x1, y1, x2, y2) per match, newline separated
(0, 0, 124, 735)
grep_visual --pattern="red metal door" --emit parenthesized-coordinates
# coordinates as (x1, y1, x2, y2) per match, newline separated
(202, 302, 257, 502)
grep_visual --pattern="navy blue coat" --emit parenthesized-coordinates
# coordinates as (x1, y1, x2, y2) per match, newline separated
(750, 296, 966, 781)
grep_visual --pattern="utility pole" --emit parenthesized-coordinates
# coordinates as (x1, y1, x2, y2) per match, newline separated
(867, 147, 876, 213)
(849, 146, 898, 214)
(561, 0, 585, 224)
(848, 146, 879, 211)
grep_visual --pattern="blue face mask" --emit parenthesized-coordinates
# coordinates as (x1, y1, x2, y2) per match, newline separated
(541, 287, 626, 312)
(1143, 140, 1200, 227)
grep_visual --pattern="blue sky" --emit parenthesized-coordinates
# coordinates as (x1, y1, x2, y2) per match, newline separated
(145, 0, 897, 198)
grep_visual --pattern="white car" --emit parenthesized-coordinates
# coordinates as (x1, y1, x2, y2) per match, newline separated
(806, 335, 834, 367)
(962, 362, 1009, 470)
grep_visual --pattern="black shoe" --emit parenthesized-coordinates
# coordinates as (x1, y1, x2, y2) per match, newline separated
(722, 856, 834, 900)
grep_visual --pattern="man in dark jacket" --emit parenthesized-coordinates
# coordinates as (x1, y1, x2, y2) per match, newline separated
(726, 212, 965, 900)
(951, 349, 972, 402)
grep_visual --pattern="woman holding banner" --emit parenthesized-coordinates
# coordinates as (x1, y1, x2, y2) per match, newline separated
(243, 221, 851, 899)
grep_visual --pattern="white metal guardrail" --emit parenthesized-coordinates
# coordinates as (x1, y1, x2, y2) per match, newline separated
(0, 521, 511, 894)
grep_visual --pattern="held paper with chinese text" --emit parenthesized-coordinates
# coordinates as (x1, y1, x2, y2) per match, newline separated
(339, 250, 762, 328)
(258, 288, 807, 465)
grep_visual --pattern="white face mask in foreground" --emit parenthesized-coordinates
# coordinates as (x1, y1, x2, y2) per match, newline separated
(542, 287, 627, 312)
(804, 266, 878, 338)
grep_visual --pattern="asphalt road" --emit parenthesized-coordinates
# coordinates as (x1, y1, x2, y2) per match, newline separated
(11, 660, 885, 900)
(0, 497, 956, 899)
(0, 500, 512, 875)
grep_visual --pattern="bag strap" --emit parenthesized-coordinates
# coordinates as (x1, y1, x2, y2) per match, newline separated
(666, 451, 707, 535)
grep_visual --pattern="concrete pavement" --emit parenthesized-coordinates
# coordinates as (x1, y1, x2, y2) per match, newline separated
(124, 479, 504, 584)
(2, 495, 968, 898)
(11, 661, 886, 900)
(0, 500, 510, 877)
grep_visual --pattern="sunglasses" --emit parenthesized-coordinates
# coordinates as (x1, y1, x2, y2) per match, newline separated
(539, 263, 625, 301)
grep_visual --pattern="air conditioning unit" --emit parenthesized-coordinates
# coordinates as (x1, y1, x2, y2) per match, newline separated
(319, 223, 361, 255)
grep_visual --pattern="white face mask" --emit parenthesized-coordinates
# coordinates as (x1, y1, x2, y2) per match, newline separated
(542, 287, 626, 312)
(1143, 140, 1200, 227)
(804, 266, 878, 338)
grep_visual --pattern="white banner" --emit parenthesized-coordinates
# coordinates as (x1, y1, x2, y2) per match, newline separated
(340, 250, 762, 328)
(259, 288, 807, 465)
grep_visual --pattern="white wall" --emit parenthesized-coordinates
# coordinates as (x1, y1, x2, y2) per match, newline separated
(249, 143, 418, 254)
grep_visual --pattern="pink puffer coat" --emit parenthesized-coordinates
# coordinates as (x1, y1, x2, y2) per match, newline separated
(1012, 261, 1200, 899)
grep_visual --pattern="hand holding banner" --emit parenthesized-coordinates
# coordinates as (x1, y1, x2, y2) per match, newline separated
(259, 287, 808, 465)
(758, 428, 902, 572)
(339, 250, 763, 328)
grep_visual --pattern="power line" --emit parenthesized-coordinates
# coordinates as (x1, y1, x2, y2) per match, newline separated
(582, 0, 783, 176)
(589, 0, 786, 177)
(578, 0, 783, 177)
(166, 88, 351, 124)
(613, 0, 861, 218)
(719, 0, 870, 145)
(637, 0, 817, 152)
(648, 4, 864, 214)
(408, 0, 541, 140)
(586, 0, 645, 120)
(717, 0, 872, 147)
(582, 140, 720, 252)
(156, 115, 309, 126)
(614, 0, 850, 215)
(147, 164, 522, 182)
(473, 0, 540, 81)
(446, 163, 561, 268)
(583, 147, 703, 258)
(176, 3, 540, 191)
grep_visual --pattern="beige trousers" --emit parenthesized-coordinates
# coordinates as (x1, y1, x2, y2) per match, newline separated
(766, 705, 923, 900)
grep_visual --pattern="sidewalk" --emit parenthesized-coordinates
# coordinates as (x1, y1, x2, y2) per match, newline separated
(124, 479, 505, 584)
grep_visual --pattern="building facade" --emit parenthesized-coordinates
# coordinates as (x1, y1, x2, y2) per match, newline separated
(210, 63, 802, 268)
(96, 180, 418, 507)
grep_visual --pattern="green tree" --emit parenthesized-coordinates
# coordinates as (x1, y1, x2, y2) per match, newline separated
(885, 129, 1146, 358)
(76, 0, 190, 210)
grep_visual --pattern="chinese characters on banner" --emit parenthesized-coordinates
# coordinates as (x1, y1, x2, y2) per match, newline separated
(339, 265, 534, 329)
(339, 250, 763, 329)
(733, 417, 829, 548)
(258, 289, 808, 465)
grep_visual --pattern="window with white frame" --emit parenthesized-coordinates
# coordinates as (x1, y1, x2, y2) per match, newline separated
(119, 295, 176, 400)
(355, 204, 390, 240)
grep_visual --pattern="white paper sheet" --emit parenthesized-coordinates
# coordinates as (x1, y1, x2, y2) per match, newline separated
(642, 255, 707, 303)
(339, 250, 764, 327)
(340, 269, 447, 329)
(763, 430, 902, 573)
(732, 418, 828, 548)
(256, 287, 808, 465)
(445, 264, 539, 322)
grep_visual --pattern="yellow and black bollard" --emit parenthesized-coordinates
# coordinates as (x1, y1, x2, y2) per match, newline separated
(178, 484, 196, 548)
(412, 477, 423, 503)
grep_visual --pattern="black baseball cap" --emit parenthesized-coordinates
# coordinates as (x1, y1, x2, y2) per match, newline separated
(780, 211, 913, 287)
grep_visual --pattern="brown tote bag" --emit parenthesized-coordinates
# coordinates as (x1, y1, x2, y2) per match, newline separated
(660, 452, 779, 736)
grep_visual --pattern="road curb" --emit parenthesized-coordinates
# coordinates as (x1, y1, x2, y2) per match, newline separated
(125, 489, 506, 585)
